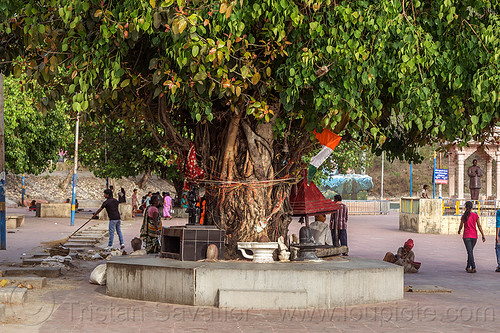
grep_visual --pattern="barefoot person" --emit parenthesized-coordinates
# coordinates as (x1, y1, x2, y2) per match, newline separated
(458, 201, 486, 273)
(93, 189, 125, 250)
(383, 239, 420, 273)
(140, 195, 162, 253)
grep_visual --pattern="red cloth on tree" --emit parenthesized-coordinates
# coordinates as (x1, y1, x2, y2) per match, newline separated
(184, 142, 205, 181)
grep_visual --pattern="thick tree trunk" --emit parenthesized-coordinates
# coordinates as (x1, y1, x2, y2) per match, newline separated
(137, 169, 150, 189)
(205, 111, 293, 258)
(172, 177, 184, 206)
(58, 168, 73, 191)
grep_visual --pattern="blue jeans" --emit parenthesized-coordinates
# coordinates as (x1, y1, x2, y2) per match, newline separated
(108, 219, 124, 247)
(463, 238, 477, 270)
(496, 232, 500, 269)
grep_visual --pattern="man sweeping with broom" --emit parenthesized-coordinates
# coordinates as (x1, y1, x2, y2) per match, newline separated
(93, 189, 125, 250)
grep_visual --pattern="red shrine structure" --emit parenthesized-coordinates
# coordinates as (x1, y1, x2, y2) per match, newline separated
(289, 170, 339, 217)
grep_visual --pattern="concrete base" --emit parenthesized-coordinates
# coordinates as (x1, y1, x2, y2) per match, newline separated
(36, 203, 71, 218)
(0, 287, 27, 303)
(6, 215, 24, 229)
(6, 217, 16, 229)
(0, 276, 47, 289)
(219, 289, 308, 309)
(0, 304, 4, 320)
(0, 267, 61, 278)
(107, 256, 403, 309)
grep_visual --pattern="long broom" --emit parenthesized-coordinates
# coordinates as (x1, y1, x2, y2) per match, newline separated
(43, 215, 98, 253)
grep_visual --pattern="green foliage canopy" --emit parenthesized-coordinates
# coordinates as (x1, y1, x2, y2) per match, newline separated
(3, 75, 71, 174)
(79, 115, 182, 181)
(1, 0, 500, 165)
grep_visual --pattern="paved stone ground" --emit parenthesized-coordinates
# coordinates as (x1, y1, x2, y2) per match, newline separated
(1, 211, 499, 332)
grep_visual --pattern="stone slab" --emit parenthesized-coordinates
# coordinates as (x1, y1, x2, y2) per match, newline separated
(37, 203, 71, 218)
(66, 238, 99, 244)
(0, 287, 27, 303)
(218, 289, 308, 309)
(405, 285, 452, 293)
(0, 266, 61, 278)
(107, 256, 403, 309)
(7, 215, 25, 228)
(22, 258, 45, 266)
(24, 252, 51, 258)
(1, 276, 47, 289)
(75, 231, 107, 236)
(6, 217, 16, 229)
(63, 242, 95, 248)
(315, 246, 349, 257)
(70, 235, 102, 240)
(0, 303, 4, 320)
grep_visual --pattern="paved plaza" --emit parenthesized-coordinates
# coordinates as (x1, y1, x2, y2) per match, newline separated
(1, 209, 499, 332)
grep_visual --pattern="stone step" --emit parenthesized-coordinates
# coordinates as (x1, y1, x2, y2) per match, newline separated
(0, 304, 5, 320)
(0, 266, 61, 278)
(25, 252, 78, 259)
(70, 235, 102, 240)
(21, 252, 50, 259)
(63, 242, 95, 248)
(74, 233, 106, 238)
(0, 287, 27, 303)
(67, 238, 99, 243)
(22, 258, 45, 266)
(218, 289, 308, 309)
(0, 276, 47, 289)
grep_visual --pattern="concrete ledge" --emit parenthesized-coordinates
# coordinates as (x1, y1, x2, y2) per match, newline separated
(1, 276, 47, 289)
(0, 267, 61, 278)
(7, 215, 24, 228)
(218, 289, 308, 309)
(107, 256, 403, 309)
(0, 287, 27, 303)
(37, 203, 71, 218)
(6, 217, 17, 229)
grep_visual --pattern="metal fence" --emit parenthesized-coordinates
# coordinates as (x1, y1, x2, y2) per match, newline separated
(343, 200, 392, 215)
(442, 199, 499, 218)
(400, 198, 420, 215)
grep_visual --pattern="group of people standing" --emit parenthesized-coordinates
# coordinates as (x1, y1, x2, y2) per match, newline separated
(92, 186, 174, 253)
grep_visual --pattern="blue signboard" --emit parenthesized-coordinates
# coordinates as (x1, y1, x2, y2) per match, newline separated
(434, 169, 448, 184)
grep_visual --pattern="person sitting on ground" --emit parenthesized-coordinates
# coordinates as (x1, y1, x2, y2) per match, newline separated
(309, 214, 333, 245)
(383, 239, 421, 273)
(181, 193, 188, 209)
(129, 237, 147, 256)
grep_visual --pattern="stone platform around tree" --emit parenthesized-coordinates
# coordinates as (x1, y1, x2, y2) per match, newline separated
(106, 255, 403, 309)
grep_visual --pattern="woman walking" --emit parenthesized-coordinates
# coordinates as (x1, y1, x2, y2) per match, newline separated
(458, 201, 486, 273)
(131, 189, 139, 218)
(163, 192, 172, 220)
(118, 187, 126, 203)
(140, 195, 162, 253)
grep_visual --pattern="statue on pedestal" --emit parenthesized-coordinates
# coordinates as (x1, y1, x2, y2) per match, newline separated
(187, 186, 201, 225)
(467, 159, 483, 200)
